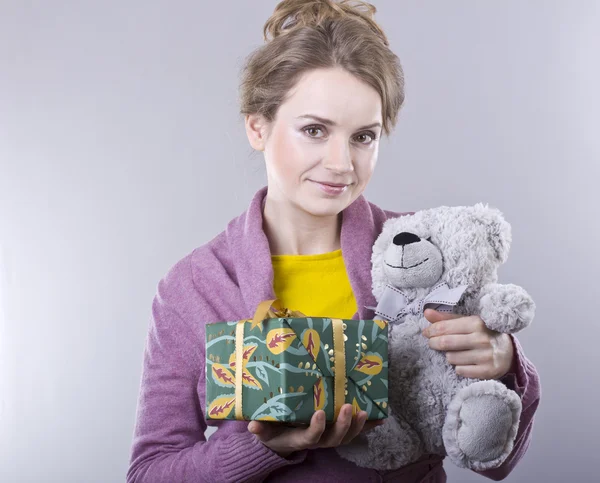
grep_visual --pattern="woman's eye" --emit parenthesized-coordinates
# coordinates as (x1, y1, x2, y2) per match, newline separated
(355, 132, 377, 144)
(304, 125, 324, 138)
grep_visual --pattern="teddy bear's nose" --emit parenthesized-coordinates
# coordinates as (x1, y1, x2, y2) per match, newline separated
(393, 232, 421, 246)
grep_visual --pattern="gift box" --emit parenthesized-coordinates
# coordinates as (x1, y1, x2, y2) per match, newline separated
(205, 299, 389, 423)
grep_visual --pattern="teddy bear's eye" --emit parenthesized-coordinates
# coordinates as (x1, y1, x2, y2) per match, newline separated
(426, 236, 432, 242)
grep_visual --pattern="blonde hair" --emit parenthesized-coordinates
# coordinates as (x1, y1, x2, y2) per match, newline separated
(238, 0, 405, 138)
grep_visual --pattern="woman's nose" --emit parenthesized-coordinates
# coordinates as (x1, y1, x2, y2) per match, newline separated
(323, 140, 354, 172)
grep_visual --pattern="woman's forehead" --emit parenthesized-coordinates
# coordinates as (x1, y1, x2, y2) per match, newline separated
(279, 68, 382, 124)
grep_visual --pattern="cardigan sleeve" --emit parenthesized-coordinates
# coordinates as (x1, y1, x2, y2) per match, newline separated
(470, 334, 541, 481)
(126, 290, 308, 483)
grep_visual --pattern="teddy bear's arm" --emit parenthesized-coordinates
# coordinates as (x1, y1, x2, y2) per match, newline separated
(467, 283, 536, 334)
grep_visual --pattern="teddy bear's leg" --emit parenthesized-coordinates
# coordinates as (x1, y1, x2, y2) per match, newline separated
(442, 380, 521, 471)
(335, 408, 423, 470)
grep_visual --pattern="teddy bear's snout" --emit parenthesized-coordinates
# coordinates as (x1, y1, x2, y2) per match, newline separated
(393, 232, 421, 246)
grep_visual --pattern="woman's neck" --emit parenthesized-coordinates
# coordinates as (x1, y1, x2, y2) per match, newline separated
(262, 195, 342, 256)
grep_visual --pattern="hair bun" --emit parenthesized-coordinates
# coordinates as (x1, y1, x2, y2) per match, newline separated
(263, 0, 387, 45)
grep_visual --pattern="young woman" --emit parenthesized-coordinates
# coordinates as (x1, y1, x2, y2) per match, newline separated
(127, 1, 540, 481)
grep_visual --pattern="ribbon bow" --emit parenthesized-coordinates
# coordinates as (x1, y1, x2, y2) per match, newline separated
(250, 298, 306, 332)
(366, 281, 468, 324)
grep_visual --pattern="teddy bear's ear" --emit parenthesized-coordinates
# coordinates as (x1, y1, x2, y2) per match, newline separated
(472, 203, 512, 264)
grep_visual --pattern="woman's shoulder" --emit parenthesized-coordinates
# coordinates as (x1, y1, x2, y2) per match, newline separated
(154, 229, 233, 317)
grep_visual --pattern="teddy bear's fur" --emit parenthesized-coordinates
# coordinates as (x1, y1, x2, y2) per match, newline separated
(335, 204, 535, 471)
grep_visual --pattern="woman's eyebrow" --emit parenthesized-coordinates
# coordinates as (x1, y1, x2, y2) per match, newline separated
(296, 114, 381, 130)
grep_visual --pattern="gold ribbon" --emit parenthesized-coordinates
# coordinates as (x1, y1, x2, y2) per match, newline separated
(331, 318, 346, 422)
(234, 299, 346, 422)
(235, 320, 245, 420)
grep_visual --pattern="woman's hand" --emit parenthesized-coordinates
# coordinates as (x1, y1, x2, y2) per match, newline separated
(247, 404, 384, 458)
(422, 308, 516, 380)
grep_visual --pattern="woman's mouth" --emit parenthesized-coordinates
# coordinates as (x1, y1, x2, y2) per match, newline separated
(310, 180, 350, 196)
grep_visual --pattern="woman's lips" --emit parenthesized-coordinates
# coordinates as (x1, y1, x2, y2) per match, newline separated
(315, 181, 348, 187)
(310, 180, 350, 195)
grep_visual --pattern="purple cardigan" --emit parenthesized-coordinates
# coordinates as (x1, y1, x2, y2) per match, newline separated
(127, 186, 541, 483)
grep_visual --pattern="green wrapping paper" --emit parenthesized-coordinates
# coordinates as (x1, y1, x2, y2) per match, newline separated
(204, 301, 389, 423)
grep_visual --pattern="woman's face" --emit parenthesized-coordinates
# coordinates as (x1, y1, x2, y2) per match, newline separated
(245, 67, 383, 217)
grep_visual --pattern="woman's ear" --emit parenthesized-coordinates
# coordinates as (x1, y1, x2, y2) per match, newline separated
(245, 114, 269, 152)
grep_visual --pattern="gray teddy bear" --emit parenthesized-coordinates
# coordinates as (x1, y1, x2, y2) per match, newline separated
(336, 203, 536, 471)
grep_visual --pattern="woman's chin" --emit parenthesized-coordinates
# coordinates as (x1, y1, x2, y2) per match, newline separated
(299, 197, 346, 217)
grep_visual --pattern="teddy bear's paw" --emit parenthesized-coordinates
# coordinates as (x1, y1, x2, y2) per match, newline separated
(442, 380, 522, 471)
(479, 283, 536, 333)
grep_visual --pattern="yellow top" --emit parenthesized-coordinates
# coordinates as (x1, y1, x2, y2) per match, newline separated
(271, 248, 358, 319)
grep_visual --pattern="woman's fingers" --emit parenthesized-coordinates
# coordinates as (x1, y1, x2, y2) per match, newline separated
(299, 410, 327, 449)
(250, 410, 327, 456)
(428, 333, 487, 352)
(319, 404, 354, 447)
(341, 410, 368, 445)
(248, 420, 285, 442)
(340, 413, 386, 445)
(445, 348, 490, 366)
(248, 407, 386, 455)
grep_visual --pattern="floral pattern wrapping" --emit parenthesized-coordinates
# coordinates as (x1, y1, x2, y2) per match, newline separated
(205, 317, 389, 423)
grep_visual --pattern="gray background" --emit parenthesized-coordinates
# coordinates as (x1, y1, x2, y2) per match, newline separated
(0, 1, 597, 482)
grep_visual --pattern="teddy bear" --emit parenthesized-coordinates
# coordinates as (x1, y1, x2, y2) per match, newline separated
(335, 203, 536, 472)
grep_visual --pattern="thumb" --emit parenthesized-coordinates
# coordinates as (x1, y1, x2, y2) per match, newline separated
(423, 308, 461, 323)
(248, 421, 279, 441)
